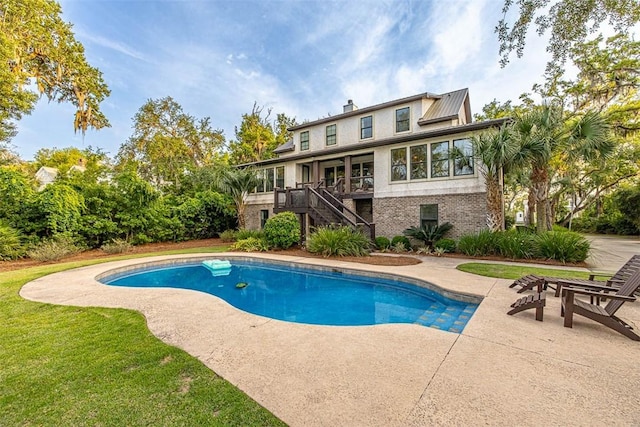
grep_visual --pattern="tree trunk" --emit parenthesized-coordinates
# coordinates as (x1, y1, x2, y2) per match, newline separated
(531, 165, 551, 232)
(526, 190, 535, 227)
(485, 176, 503, 232)
(237, 202, 246, 229)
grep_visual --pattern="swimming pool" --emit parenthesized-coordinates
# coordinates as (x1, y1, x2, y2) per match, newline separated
(100, 258, 479, 332)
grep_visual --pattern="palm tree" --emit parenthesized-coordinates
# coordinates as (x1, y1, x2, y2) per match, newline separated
(472, 125, 522, 231)
(512, 104, 613, 232)
(215, 167, 258, 229)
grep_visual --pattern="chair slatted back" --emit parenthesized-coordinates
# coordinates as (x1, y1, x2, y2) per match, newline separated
(611, 255, 640, 282)
(606, 268, 640, 315)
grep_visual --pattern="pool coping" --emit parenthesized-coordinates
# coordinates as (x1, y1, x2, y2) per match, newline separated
(19, 252, 640, 426)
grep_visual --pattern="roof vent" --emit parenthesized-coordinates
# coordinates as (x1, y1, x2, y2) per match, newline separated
(343, 99, 358, 113)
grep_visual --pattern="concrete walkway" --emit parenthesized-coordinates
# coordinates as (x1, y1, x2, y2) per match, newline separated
(20, 253, 640, 426)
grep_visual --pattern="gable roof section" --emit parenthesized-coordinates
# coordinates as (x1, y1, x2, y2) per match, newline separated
(287, 91, 444, 132)
(273, 138, 295, 154)
(418, 88, 470, 126)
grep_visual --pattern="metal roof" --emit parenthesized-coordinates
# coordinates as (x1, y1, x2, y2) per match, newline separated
(418, 88, 470, 126)
(273, 139, 295, 154)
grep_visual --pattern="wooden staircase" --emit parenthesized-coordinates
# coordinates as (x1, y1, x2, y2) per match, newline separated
(273, 185, 375, 240)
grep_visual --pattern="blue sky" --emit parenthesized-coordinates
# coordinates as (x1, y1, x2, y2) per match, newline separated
(13, 0, 554, 161)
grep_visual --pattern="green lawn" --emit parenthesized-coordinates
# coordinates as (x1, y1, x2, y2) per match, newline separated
(0, 247, 286, 426)
(456, 262, 595, 280)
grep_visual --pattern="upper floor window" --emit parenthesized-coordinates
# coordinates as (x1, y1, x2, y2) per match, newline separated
(453, 138, 474, 176)
(300, 131, 309, 151)
(396, 107, 410, 133)
(391, 147, 407, 181)
(326, 124, 336, 146)
(360, 116, 373, 139)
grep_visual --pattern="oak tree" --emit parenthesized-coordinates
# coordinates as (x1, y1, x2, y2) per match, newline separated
(0, 0, 110, 142)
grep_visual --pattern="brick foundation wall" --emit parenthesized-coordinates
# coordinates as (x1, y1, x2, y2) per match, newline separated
(373, 192, 487, 239)
(244, 203, 274, 230)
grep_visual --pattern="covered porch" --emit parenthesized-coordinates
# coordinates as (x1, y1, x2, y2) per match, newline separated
(295, 153, 374, 198)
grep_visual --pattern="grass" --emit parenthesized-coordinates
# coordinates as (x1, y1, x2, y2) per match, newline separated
(0, 246, 286, 426)
(456, 262, 594, 280)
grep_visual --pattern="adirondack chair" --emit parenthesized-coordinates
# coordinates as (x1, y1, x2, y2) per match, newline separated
(509, 254, 640, 295)
(560, 268, 640, 341)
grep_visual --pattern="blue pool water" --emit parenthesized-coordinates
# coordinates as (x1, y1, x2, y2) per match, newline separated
(102, 260, 478, 332)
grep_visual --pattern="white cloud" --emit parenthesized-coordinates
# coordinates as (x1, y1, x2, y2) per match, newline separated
(76, 30, 148, 62)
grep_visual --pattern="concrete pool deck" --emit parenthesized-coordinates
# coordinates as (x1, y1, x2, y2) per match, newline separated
(20, 252, 640, 426)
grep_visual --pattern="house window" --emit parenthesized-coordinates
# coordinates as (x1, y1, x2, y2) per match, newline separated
(255, 167, 280, 193)
(260, 210, 269, 229)
(453, 138, 474, 176)
(391, 147, 407, 181)
(420, 204, 438, 228)
(265, 168, 275, 192)
(431, 141, 450, 178)
(275, 166, 285, 189)
(256, 169, 265, 193)
(360, 116, 373, 139)
(300, 131, 309, 151)
(326, 124, 336, 146)
(410, 145, 428, 180)
(396, 107, 410, 133)
(324, 165, 345, 187)
(350, 161, 374, 191)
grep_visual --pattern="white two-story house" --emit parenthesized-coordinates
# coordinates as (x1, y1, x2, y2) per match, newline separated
(243, 88, 505, 240)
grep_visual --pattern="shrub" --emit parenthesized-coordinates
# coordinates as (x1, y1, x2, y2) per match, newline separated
(391, 241, 409, 253)
(0, 224, 26, 260)
(231, 237, 269, 252)
(307, 226, 371, 257)
(403, 222, 453, 248)
(175, 191, 236, 240)
(433, 247, 446, 257)
(493, 230, 535, 260)
(532, 231, 590, 263)
(263, 212, 300, 249)
(101, 238, 132, 254)
(219, 229, 237, 242)
(457, 229, 498, 256)
(374, 236, 391, 250)
(434, 238, 456, 253)
(27, 235, 81, 262)
(391, 235, 411, 249)
(236, 228, 264, 240)
(415, 246, 432, 255)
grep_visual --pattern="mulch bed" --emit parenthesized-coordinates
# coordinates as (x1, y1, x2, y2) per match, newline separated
(0, 239, 420, 273)
(1, 238, 586, 273)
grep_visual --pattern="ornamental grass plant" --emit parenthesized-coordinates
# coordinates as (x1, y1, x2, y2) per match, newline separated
(306, 226, 371, 257)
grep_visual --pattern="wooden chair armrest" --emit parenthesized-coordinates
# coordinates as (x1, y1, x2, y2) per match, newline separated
(556, 281, 616, 292)
(588, 271, 614, 280)
(562, 286, 637, 301)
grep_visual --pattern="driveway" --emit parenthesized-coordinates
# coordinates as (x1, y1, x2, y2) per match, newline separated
(585, 234, 640, 271)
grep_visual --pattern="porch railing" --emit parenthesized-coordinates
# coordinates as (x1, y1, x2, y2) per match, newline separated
(274, 186, 375, 240)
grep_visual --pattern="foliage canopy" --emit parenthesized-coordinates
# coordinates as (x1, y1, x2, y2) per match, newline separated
(0, 0, 110, 142)
(496, 0, 640, 70)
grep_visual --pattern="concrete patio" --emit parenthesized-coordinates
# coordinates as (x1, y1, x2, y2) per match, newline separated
(20, 252, 640, 426)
